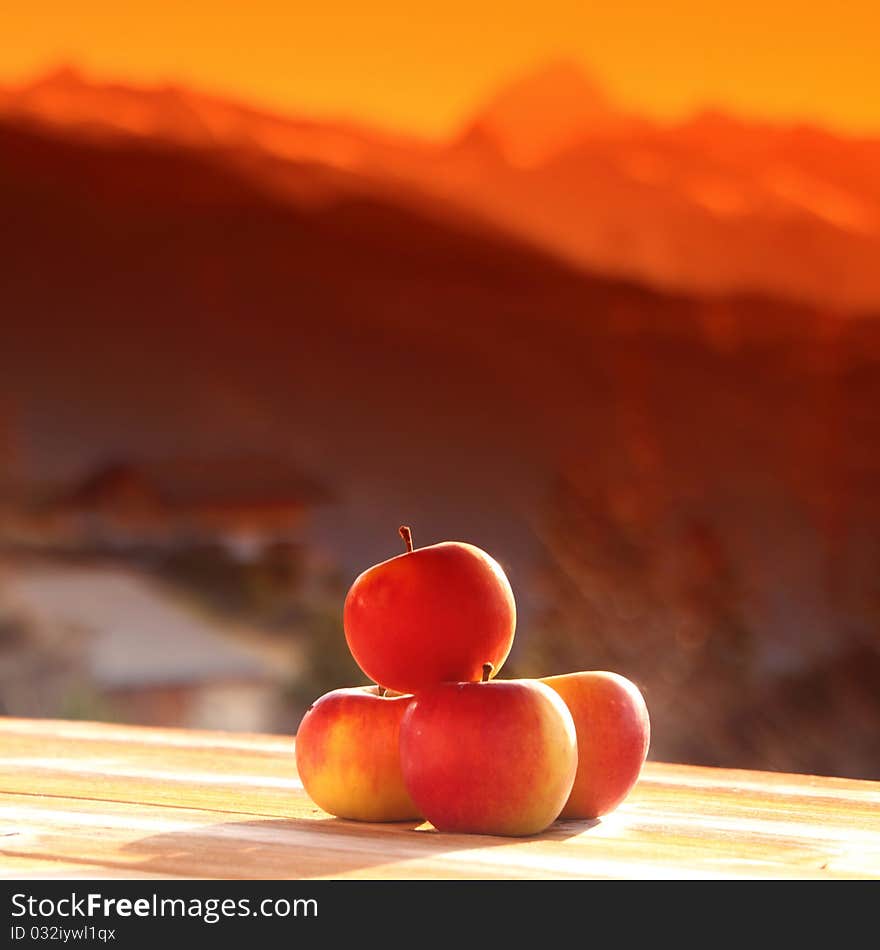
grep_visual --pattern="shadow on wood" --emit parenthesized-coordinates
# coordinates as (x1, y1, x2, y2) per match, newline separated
(116, 815, 599, 879)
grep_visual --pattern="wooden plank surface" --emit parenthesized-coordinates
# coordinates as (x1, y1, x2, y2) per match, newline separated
(1, 717, 879, 880)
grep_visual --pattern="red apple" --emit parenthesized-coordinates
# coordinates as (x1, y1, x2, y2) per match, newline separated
(295, 685, 421, 821)
(541, 671, 650, 819)
(399, 673, 577, 836)
(343, 526, 516, 694)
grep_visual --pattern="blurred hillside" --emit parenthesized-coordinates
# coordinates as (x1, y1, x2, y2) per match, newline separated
(0, 75, 879, 778)
(3, 64, 880, 313)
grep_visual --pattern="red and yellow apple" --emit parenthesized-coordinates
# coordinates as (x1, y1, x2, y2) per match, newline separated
(343, 526, 516, 694)
(541, 670, 650, 819)
(295, 685, 420, 822)
(399, 675, 577, 836)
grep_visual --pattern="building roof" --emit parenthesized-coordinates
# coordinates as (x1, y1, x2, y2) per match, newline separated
(3, 562, 296, 689)
(58, 456, 331, 511)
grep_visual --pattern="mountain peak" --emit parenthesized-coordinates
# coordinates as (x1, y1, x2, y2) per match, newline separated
(24, 62, 90, 93)
(496, 60, 612, 109)
(463, 60, 622, 166)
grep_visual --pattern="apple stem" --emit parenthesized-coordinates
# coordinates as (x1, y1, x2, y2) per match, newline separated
(481, 663, 494, 683)
(399, 525, 414, 553)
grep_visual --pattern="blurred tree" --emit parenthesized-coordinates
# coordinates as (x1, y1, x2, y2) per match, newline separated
(518, 455, 880, 779)
(282, 587, 369, 719)
(515, 464, 758, 769)
(151, 540, 305, 627)
(0, 600, 85, 719)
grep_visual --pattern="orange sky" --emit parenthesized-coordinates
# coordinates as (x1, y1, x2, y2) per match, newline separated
(3, 1, 879, 139)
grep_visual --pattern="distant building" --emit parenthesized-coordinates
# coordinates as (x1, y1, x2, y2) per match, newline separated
(0, 455, 328, 732)
(17, 456, 330, 556)
(0, 562, 299, 732)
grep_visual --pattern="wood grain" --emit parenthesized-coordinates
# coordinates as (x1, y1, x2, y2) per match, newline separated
(1, 717, 878, 880)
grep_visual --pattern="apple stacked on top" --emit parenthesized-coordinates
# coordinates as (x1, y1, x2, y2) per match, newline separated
(295, 527, 650, 836)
